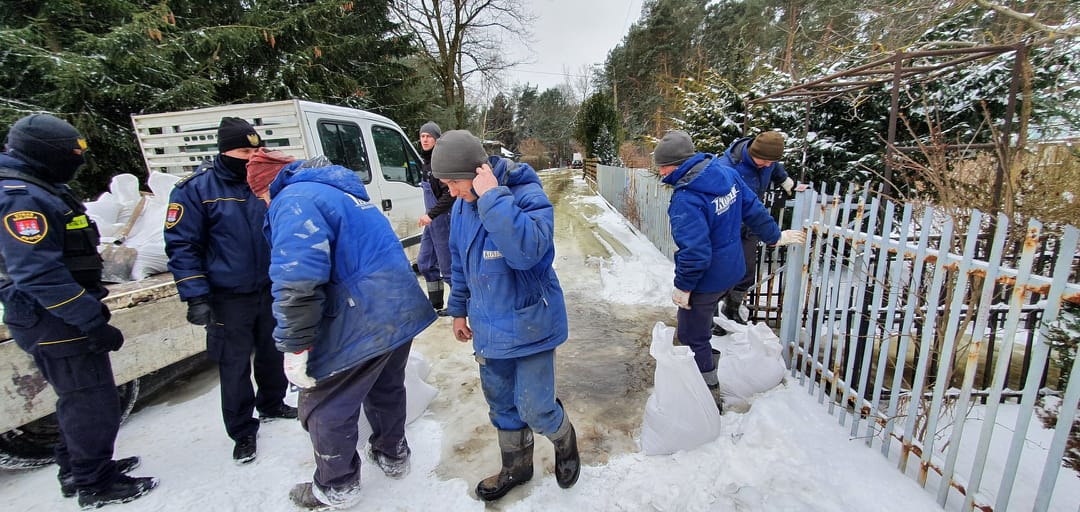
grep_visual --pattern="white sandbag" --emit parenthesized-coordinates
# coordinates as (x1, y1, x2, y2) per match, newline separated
(108, 174, 142, 222)
(127, 173, 181, 279)
(356, 351, 439, 443)
(640, 322, 722, 455)
(84, 191, 123, 240)
(710, 319, 786, 412)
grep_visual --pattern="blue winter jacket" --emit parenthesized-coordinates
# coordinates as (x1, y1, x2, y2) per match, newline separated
(164, 156, 272, 300)
(264, 160, 436, 381)
(722, 137, 791, 200)
(662, 153, 782, 293)
(445, 156, 568, 360)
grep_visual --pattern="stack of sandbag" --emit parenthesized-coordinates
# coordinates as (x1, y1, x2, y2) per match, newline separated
(709, 316, 787, 413)
(639, 322, 722, 455)
(84, 172, 179, 282)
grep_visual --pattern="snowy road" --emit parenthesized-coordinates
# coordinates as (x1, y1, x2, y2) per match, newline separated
(0, 169, 974, 511)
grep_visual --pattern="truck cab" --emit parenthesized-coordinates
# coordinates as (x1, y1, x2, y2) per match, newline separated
(131, 100, 426, 252)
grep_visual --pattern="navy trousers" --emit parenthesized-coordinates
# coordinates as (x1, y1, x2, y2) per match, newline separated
(417, 182, 451, 284)
(206, 288, 287, 441)
(478, 350, 564, 435)
(9, 315, 121, 492)
(676, 291, 725, 373)
(298, 341, 412, 491)
(733, 229, 760, 293)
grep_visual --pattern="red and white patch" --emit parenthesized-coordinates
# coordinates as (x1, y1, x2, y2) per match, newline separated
(165, 203, 184, 229)
(4, 211, 48, 244)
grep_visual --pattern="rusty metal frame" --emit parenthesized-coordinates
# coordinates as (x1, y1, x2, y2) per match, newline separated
(746, 44, 1027, 216)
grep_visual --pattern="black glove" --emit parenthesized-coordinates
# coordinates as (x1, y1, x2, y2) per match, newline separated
(86, 323, 124, 353)
(186, 296, 212, 326)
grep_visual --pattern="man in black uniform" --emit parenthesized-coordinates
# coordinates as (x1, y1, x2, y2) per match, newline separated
(0, 114, 158, 508)
(164, 117, 296, 465)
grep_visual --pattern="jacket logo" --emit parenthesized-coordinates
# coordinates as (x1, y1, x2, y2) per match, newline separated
(483, 250, 502, 260)
(712, 184, 738, 215)
(247, 133, 261, 146)
(165, 203, 184, 229)
(4, 210, 48, 244)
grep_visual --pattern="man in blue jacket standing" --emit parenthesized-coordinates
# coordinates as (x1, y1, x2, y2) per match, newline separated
(719, 131, 795, 323)
(244, 148, 436, 510)
(432, 130, 580, 501)
(415, 121, 452, 313)
(0, 114, 157, 508)
(164, 117, 296, 465)
(656, 130, 804, 409)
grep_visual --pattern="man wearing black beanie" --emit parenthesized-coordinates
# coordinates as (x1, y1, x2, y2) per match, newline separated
(164, 116, 296, 465)
(415, 121, 452, 314)
(0, 114, 158, 507)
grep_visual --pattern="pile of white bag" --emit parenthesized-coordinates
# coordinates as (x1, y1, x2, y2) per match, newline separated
(84, 173, 179, 282)
(639, 318, 787, 456)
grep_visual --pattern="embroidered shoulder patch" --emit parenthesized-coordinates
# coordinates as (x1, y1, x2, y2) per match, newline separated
(165, 203, 184, 229)
(4, 210, 48, 244)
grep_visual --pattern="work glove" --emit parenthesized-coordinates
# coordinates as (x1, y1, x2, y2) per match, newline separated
(284, 349, 317, 389)
(85, 323, 124, 353)
(775, 229, 807, 246)
(671, 288, 691, 310)
(780, 177, 795, 195)
(186, 296, 212, 326)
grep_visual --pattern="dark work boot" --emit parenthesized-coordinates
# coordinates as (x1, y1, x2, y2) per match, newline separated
(259, 403, 298, 421)
(76, 474, 158, 509)
(722, 290, 747, 324)
(61, 456, 141, 498)
(427, 281, 444, 310)
(233, 434, 257, 464)
(476, 428, 533, 501)
(547, 414, 580, 489)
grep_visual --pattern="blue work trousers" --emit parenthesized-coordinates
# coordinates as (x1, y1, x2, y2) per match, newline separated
(417, 182, 451, 284)
(676, 291, 725, 373)
(478, 349, 564, 435)
(298, 341, 412, 491)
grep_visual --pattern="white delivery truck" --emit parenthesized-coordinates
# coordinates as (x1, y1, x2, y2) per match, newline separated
(0, 100, 426, 468)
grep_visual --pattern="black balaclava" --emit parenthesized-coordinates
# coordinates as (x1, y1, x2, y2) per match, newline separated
(5, 114, 87, 183)
(216, 117, 263, 178)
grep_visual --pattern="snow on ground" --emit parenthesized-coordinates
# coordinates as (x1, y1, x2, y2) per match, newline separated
(0, 170, 1073, 511)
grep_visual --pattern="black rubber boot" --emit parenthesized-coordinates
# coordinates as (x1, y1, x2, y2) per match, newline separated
(476, 428, 533, 501)
(722, 290, 747, 324)
(61, 456, 141, 498)
(427, 281, 444, 310)
(548, 414, 580, 489)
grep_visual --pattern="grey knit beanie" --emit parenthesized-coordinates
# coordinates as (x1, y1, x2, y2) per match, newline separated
(419, 121, 442, 140)
(653, 130, 696, 166)
(431, 130, 488, 180)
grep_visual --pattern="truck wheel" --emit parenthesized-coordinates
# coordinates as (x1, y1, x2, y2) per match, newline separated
(0, 380, 139, 470)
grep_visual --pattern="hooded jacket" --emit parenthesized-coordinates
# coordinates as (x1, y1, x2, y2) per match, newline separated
(264, 160, 436, 381)
(662, 153, 781, 293)
(164, 155, 272, 300)
(722, 137, 791, 200)
(445, 156, 568, 359)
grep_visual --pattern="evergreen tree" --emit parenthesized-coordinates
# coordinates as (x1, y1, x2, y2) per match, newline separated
(0, 0, 423, 196)
(594, 125, 622, 166)
(574, 92, 620, 159)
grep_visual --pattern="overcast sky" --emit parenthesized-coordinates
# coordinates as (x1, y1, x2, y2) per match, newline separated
(502, 0, 644, 93)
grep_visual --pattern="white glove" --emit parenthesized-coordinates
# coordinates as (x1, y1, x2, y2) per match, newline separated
(781, 177, 795, 194)
(284, 350, 316, 389)
(775, 229, 806, 246)
(671, 288, 691, 310)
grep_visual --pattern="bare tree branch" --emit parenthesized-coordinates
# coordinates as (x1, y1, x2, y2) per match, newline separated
(390, 0, 535, 127)
(972, 0, 1080, 41)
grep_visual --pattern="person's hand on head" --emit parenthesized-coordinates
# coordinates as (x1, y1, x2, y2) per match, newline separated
(472, 164, 497, 198)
